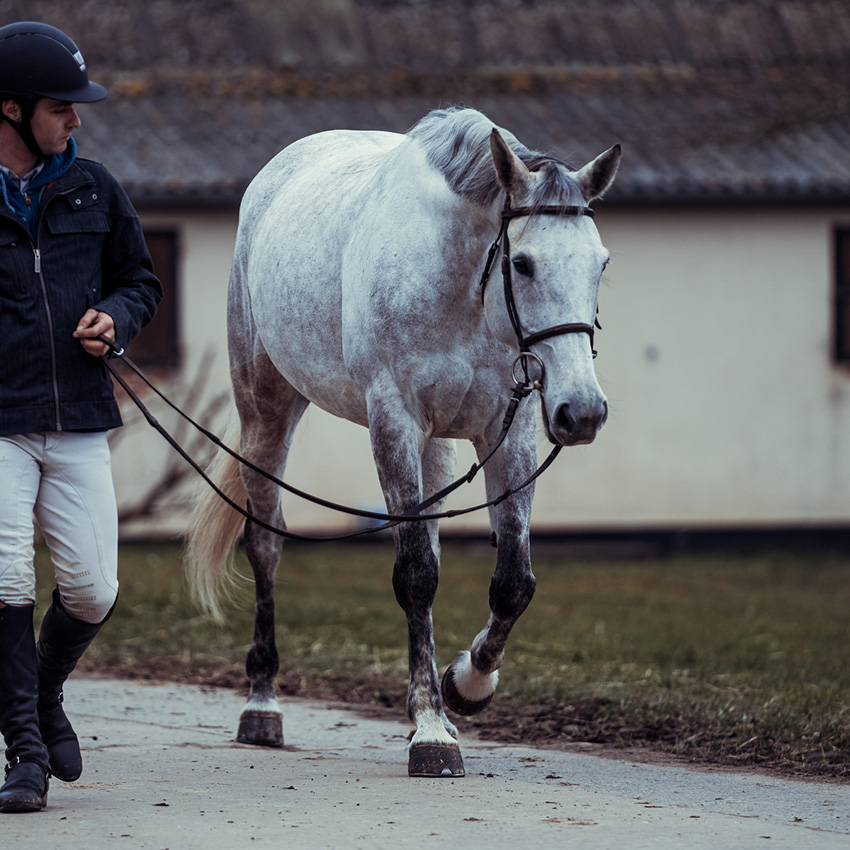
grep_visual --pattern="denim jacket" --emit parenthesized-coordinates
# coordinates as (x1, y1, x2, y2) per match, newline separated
(0, 153, 162, 436)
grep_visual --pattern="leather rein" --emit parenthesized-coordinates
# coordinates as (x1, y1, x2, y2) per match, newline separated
(100, 196, 600, 542)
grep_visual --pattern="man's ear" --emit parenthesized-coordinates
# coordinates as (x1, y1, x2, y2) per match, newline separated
(1, 99, 22, 122)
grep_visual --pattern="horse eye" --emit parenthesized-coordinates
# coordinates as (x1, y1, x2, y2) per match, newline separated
(512, 256, 533, 277)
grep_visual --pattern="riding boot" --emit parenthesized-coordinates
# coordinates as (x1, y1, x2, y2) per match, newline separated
(36, 589, 116, 783)
(0, 603, 50, 813)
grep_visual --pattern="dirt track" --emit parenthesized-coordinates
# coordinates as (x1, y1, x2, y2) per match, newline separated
(5, 677, 849, 849)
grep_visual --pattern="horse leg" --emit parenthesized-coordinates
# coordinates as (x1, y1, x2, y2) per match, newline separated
(417, 438, 461, 743)
(370, 408, 464, 776)
(441, 431, 537, 717)
(403, 437, 466, 777)
(231, 354, 309, 747)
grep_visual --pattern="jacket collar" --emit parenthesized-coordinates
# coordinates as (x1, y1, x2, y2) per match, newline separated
(0, 138, 80, 229)
(32, 137, 78, 189)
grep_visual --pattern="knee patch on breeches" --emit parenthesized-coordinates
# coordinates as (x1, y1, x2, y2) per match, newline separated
(57, 584, 119, 625)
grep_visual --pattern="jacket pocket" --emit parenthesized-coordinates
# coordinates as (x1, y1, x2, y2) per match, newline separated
(0, 227, 32, 298)
(41, 208, 111, 309)
(46, 210, 111, 235)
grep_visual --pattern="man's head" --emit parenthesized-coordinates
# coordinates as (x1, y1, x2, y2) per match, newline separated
(0, 21, 106, 157)
(2, 98, 82, 158)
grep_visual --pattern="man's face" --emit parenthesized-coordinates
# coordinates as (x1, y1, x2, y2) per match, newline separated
(30, 98, 80, 155)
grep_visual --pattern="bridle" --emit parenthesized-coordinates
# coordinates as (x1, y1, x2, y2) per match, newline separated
(98, 195, 604, 542)
(480, 196, 600, 389)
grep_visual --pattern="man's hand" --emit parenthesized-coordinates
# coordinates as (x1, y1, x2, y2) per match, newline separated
(73, 309, 116, 357)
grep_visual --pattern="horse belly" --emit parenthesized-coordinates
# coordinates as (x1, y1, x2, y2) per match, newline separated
(245, 252, 367, 424)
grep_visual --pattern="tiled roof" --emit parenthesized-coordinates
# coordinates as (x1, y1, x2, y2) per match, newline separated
(9, 0, 850, 205)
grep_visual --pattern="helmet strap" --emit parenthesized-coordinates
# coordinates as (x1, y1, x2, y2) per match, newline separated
(0, 98, 43, 158)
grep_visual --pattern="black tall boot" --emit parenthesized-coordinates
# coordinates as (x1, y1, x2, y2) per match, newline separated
(36, 589, 115, 783)
(0, 604, 50, 813)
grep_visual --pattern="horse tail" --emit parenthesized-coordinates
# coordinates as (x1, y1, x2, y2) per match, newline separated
(184, 413, 246, 622)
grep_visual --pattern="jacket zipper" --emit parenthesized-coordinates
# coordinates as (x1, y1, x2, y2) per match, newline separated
(1, 176, 91, 432)
(32, 245, 63, 431)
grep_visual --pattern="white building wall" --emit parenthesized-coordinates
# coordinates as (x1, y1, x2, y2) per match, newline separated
(574, 205, 850, 530)
(113, 204, 850, 538)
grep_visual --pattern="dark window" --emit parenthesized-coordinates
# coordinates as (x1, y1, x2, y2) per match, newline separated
(127, 229, 179, 368)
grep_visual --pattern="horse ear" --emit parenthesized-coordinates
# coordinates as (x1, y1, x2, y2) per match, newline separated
(490, 129, 531, 195)
(575, 144, 622, 201)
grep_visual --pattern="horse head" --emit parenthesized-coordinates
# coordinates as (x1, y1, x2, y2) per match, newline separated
(485, 130, 621, 446)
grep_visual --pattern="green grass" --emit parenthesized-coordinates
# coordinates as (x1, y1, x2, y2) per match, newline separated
(35, 541, 850, 775)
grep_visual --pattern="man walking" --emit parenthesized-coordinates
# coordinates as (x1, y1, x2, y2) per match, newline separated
(0, 21, 162, 812)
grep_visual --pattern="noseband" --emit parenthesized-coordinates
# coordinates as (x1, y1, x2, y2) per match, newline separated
(480, 196, 601, 386)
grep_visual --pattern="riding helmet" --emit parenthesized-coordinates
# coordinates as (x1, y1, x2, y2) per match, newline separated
(0, 21, 106, 155)
(0, 21, 107, 103)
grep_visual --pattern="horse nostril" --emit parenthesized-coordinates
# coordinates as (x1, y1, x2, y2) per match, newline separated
(554, 403, 575, 436)
(552, 399, 607, 443)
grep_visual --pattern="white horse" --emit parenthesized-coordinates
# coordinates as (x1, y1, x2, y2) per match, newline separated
(186, 107, 620, 776)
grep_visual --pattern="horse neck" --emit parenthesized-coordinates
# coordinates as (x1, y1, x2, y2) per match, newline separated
(443, 196, 504, 301)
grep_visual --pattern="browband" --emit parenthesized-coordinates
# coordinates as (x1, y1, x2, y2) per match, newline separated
(504, 205, 594, 220)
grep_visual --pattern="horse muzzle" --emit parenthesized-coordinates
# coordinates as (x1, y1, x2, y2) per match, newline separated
(543, 395, 608, 446)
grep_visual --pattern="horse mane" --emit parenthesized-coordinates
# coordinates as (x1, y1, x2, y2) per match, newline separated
(407, 107, 585, 209)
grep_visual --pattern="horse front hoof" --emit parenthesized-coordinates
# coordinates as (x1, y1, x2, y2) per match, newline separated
(441, 658, 495, 717)
(408, 742, 465, 777)
(237, 710, 284, 747)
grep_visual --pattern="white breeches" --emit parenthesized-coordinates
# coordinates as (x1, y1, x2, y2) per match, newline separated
(0, 432, 119, 623)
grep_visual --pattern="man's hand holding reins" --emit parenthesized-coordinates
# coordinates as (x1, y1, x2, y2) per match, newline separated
(73, 309, 116, 357)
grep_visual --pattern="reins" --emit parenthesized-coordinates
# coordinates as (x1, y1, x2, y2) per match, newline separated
(100, 194, 600, 542)
(101, 339, 559, 541)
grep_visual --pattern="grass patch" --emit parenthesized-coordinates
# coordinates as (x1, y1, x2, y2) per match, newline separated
(36, 541, 850, 778)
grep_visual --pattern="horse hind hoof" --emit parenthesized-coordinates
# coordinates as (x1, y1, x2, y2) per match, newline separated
(237, 710, 284, 747)
(441, 653, 496, 716)
(408, 742, 465, 777)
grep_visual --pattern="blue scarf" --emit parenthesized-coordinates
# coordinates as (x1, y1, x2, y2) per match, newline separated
(0, 137, 77, 237)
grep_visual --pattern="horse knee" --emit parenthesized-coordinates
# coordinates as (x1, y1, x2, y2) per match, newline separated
(392, 555, 439, 614)
(390, 521, 440, 609)
(489, 569, 536, 621)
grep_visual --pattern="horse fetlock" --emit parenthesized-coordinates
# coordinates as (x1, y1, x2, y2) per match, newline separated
(441, 650, 498, 716)
(442, 713, 459, 740)
(470, 623, 507, 672)
(410, 715, 462, 749)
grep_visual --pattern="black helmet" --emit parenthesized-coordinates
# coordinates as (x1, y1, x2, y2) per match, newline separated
(0, 22, 105, 156)
(0, 21, 107, 103)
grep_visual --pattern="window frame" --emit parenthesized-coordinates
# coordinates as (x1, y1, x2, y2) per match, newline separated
(127, 227, 180, 370)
